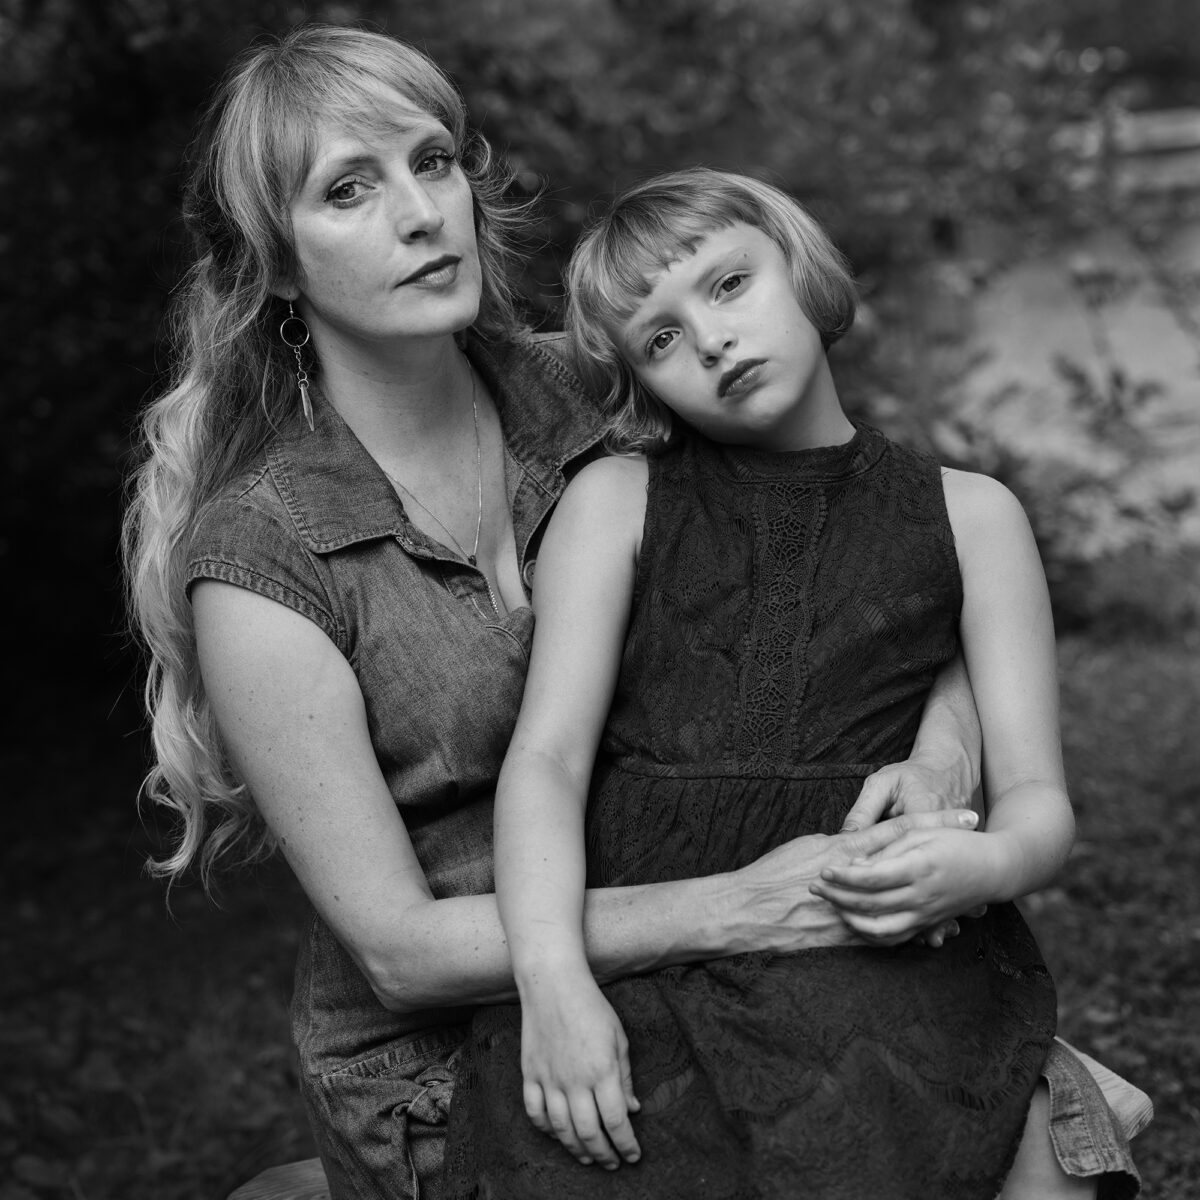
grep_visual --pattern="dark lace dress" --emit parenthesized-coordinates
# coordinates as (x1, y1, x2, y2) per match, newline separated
(444, 424, 1057, 1200)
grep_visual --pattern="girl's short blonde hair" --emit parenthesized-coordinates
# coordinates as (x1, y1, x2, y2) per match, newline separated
(565, 168, 857, 454)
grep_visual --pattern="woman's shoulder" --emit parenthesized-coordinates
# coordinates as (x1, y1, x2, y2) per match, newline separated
(187, 456, 321, 594)
(192, 458, 293, 556)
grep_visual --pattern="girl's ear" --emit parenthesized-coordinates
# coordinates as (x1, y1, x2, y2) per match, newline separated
(270, 279, 301, 302)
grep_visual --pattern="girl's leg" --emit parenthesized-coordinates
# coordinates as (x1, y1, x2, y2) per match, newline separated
(997, 1083, 1096, 1200)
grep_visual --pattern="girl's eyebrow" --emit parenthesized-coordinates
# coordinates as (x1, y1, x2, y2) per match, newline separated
(623, 247, 753, 352)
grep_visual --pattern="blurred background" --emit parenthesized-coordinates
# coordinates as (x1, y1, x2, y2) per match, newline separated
(3, 1, 1198, 1197)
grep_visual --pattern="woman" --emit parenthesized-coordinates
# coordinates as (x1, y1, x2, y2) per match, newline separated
(123, 23, 1144, 1200)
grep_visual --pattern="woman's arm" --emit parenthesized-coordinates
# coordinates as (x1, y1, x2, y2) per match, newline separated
(192, 574, 976, 1010)
(840, 651, 981, 832)
(811, 471, 1074, 938)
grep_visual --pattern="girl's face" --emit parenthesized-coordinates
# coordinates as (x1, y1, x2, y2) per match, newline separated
(283, 99, 481, 352)
(618, 222, 843, 450)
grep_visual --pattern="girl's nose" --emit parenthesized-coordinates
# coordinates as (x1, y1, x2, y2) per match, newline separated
(392, 176, 445, 241)
(697, 321, 736, 364)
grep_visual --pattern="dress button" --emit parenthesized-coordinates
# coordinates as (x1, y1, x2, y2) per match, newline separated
(522, 558, 537, 589)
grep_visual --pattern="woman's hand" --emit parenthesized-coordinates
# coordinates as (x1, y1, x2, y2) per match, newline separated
(727, 809, 980, 955)
(839, 756, 978, 833)
(519, 971, 641, 1170)
(809, 825, 1010, 946)
(840, 747, 988, 949)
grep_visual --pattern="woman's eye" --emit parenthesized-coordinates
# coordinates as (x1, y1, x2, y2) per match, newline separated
(416, 149, 456, 175)
(326, 177, 369, 206)
(647, 330, 676, 358)
(717, 272, 747, 296)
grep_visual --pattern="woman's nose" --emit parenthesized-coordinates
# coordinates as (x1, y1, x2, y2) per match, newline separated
(392, 176, 445, 241)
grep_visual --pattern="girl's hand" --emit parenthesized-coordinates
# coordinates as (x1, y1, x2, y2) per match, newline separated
(519, 973, 641, 1169)
(809, 826, 1009, 946)
(840, 757, 987, 949)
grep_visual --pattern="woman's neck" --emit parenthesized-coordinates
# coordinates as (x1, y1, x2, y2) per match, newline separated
(317, 332, 473, 468)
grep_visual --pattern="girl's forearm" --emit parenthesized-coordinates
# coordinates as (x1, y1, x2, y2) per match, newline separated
(981, 782, 1075, 901)
(494, 750, 592, 987)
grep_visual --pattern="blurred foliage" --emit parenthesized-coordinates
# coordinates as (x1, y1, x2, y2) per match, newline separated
(1, 0, 1197, 695)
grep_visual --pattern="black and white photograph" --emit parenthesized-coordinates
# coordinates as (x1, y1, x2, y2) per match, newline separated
(3, 2, 1197, 1197)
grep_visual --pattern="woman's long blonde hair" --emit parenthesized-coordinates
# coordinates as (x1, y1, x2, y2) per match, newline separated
(123, 23, 529, 888)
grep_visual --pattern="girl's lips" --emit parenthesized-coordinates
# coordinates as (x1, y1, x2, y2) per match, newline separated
(719, 359, 766, 399)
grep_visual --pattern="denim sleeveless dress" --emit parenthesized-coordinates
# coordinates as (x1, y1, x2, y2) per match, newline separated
(186, 332, 604, 1200)
(445, 426, 1060, 1199)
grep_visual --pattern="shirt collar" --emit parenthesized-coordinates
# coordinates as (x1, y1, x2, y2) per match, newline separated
(266, 332, 604, 554)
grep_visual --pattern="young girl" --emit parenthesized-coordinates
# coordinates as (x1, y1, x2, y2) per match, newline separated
(442, 168, 1091, 1199)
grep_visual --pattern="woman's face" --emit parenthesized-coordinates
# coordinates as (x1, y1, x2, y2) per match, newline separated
(284, 99, 482, 350)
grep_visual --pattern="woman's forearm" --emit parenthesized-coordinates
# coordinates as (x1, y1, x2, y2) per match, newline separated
(370, 811, 977, 1013)
(911, 652, 982, 802)
(368, 870, 768, 1012)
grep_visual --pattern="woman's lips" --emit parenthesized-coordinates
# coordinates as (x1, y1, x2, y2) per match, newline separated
(399, 254, 461, 287)
(719, 359, 766, 399)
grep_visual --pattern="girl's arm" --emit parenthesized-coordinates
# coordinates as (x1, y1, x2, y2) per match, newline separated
(811, 470, 1074, 940)
(494, 455, 648, 1167)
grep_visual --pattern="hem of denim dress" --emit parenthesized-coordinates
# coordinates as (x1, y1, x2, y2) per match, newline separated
(300, 1025, 468, 1200)
(1043, 1038, 1146, 1200)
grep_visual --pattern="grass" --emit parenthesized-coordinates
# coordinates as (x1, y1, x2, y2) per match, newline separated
(3, 626, 1197, 1199)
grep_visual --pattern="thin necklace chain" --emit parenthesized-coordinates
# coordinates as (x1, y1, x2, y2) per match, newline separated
(386, 362, 483, 566)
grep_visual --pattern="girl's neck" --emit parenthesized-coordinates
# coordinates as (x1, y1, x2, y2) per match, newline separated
(317, 332, 472, 467)
(770, 360, 855, 452)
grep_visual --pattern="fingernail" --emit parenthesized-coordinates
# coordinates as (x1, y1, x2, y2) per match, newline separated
(958, 811, 978, 827)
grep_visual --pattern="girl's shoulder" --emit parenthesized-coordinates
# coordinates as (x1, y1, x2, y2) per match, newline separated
(940, 466, 1034, 546)
(561, 453, 649, 513)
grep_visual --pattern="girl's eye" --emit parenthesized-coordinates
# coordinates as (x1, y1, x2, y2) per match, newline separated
(717, 272, 747, 297)
(416, 149, 456, 176)
(646, 330, 677, 359)
(325, 177, 369, 207)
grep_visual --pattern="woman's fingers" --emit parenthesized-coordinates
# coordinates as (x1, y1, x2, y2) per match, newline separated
(919, 918, 960, 948)
(840, 809, 977, 861)
(839, 769, 894, 832)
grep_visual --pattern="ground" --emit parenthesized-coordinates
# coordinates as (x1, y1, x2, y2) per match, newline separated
(2, 626, 1198, 1200)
